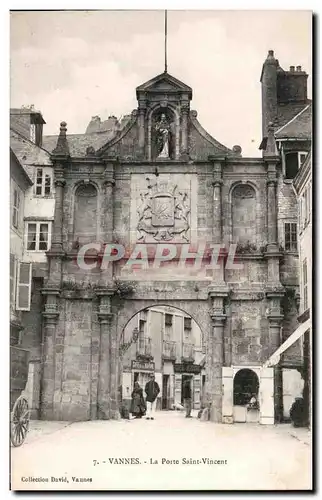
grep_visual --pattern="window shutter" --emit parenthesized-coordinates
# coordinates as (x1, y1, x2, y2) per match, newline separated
(10, 254, 16, 305)
(16, 262, 32, 311)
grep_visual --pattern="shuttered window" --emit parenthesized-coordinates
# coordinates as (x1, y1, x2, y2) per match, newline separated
(12, 188, 20, 229)
(16, 262, 32, 311)
(10, 254, 16, 308)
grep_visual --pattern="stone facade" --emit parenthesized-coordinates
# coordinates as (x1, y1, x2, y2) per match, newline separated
(13, 51, 310, 424)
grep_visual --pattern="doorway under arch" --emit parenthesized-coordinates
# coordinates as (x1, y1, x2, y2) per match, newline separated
(233, 368, 260, 423)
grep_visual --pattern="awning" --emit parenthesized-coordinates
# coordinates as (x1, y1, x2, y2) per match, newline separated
(263, 319, 311, 368)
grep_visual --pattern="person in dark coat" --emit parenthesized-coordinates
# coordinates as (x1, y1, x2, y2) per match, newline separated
(182, 378, 192, 418)
(130, 382, 146, 419)
(145, 373, 160, 420)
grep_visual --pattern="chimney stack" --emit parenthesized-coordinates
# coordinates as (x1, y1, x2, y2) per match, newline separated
(290, 66, 295, 72)
(296, 65, 302, 72)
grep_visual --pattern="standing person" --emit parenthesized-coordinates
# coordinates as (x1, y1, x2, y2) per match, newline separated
(145, 373, 160, 420)
(130, 381, 146, 419)
(183, 378, 193, 418)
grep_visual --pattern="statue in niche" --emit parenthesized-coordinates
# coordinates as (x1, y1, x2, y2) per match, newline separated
(154, 112, 172, 159)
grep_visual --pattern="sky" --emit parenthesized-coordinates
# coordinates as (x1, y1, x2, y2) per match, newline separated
(10, 10, 312, 157)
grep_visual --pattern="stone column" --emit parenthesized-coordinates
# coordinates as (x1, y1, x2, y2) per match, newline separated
(96, 290, 115, 419)
(138, 99, 147, 157)
(267, 293, 284, 423)
(47, 164, 65, 286)
(100, 169, 115, 286)
(180, 103, 189, 154)
(40, 291, 60, 419)
(267, 178, 278, 249)
(211, 159, 224, 283)
(207, 289, 228, 422)
(209, 315, 225, 422)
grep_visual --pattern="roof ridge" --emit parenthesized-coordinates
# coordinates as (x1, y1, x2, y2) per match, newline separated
(275, 104, 311, 135)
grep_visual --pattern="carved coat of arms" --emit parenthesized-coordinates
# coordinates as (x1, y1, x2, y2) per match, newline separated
(137, 178, 190, 242)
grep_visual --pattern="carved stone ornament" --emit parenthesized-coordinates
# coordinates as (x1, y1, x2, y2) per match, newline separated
(137, 178, 190, 242)
(233, 184, 255, 199)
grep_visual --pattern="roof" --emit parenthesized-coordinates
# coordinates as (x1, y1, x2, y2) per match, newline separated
(275, 104, 312, 140)
(42, 130, 117, 156)
(10, 148, 33, 186)
(10, 129, 52, 169)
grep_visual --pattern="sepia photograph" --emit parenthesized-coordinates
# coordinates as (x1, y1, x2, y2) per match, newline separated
(8, 5, 313, 492)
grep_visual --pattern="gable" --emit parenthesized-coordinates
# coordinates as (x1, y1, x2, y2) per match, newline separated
(136, 72, 192, 98)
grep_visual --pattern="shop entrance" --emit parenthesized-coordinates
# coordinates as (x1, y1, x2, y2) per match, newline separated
(233, 368, 259, 423)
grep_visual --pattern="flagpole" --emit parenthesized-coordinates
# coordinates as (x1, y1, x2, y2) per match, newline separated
(164, 10, 168, 73)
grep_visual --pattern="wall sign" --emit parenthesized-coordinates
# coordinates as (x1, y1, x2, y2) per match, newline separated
(174, 363, 201, 374)
(131, 360, 155, 371)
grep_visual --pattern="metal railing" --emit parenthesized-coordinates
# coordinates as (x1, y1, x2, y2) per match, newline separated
(182, 343, 194, 361)
(136, 337, 152, 358)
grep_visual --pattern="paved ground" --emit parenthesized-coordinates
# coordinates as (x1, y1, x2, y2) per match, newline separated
(10, 410, 312, 491)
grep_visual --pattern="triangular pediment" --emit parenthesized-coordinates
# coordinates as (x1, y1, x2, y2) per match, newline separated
(136, 72, 192, 98)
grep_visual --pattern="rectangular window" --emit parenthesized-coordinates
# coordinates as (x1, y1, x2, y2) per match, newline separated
(299, 152, 308, 167)
(35, 168, 52, 196)
(12, 188, 20, 229)
(165, 314, 173, 326)
(285, 222, 298, 251)
(303, 258, 308, 311)
(16, 262, 32, 311)
(10, 254, 16, 308)
(27, 222, 50, 251)
(184, 317, 192, 330)
(285, 152, 299, 179)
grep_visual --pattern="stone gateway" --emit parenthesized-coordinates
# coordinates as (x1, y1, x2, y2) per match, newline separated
(28, 52, 308, 424)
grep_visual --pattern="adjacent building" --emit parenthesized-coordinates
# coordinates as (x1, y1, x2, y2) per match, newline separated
(10, 106, 54, 417)
(121, 306, 205, 412)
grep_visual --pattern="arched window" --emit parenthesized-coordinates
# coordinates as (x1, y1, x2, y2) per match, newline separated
(233, 368, 259, 406)
(232, 184, 256, 244)
(73, 183, 98, 245)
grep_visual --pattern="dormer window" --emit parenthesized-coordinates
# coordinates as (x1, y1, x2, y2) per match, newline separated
(285, 151, 308, 179)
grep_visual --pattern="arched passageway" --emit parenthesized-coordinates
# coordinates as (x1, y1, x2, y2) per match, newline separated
(118, 304, 207, 418)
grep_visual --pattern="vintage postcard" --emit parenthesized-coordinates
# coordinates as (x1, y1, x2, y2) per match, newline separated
(9, 8, 312, 491)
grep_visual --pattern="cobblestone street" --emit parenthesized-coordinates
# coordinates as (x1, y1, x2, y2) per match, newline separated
(11, 411, 312, 491)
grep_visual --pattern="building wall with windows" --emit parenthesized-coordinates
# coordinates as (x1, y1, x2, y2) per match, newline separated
(10, 109, 54, 418)
(10, 149, 33, 345)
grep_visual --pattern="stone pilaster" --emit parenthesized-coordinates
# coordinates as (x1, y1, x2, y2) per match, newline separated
(264, 125, 282, 287)
(210, 159, 225, 283)
(266, 289, 284, 423)
(99, 168, 115, 286)
(96, 289, 117, 419)
(180, 102, 189, 154)
(138, 98, 147, 157)
(207, 287, 229, 422)
(40, 288, 60, 419)
(47, 121, 69, 286)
